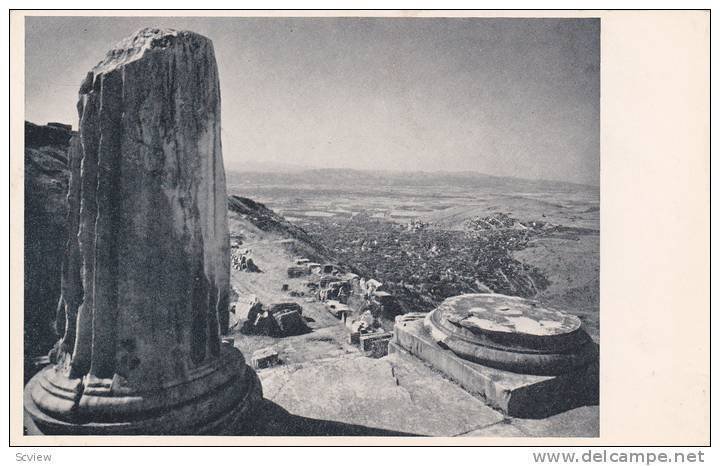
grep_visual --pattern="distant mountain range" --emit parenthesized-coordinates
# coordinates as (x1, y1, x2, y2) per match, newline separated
(227, 167, 598, 191)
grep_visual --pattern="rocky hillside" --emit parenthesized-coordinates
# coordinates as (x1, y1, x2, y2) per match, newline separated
(228, 195, 335, 265)
(24, 121, 73, 379)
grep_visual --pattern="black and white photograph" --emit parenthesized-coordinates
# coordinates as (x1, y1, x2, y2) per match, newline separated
(21, 14, 600, 437)
(8, 8, 710, 450)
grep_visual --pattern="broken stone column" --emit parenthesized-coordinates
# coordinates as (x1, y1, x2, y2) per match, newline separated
(24, 28, 261, 435)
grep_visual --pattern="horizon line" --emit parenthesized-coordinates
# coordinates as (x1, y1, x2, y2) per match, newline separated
(227, 166, 600, 189)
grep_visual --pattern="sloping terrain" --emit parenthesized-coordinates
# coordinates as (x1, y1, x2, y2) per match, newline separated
(226, 195, 354, 360)
(23, 122, 73, 381)
(23, 124, 598, 435)
(228, 195, 334, 265)
(513, 235, 600, 339)
(230, 174, 600, 343)
(225, 196, 598, 436)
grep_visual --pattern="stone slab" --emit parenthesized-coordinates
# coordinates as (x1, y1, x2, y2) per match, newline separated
(257, 354, 504, 436)
(349, 331, 361, 345)
(269, 303, 306, 336)
(359, 332, 393, 358)
(328, 309, 348, 320)
(344, 314, 358, 330)
(325, 300, 350, 319)
(461, 421, 527, 437)
(287, 266, 308, 278)
(252, 347, 280, 369)
(392, 318, 598, 419)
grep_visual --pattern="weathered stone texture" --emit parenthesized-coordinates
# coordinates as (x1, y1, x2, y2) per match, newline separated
(55, 28, 231, 385)
(25, 28, 258, 435)
(392, 315, 599, 419)
(424, 293, 597, 375)
(24, 122, 74, 380)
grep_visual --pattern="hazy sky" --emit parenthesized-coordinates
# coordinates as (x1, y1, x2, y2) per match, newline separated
(25, 17, 599, 185)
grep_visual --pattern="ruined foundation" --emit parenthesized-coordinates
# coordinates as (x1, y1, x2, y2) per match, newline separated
(391, 294, 598, 418)
(24, 28, 262, 435)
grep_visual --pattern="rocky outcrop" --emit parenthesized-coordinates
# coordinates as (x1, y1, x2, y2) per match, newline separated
(23, 121, 73, 381)
(25, 122, 74, 150)
(228, 195, 332, 261)
(25, 28, 260, 435)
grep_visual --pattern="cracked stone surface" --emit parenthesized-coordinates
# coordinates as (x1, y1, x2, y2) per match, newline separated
(438, 293, 581, 337)
(53, 27, 231, 384)
(256, 348, 598, 437)
(258, 353, 505, 436)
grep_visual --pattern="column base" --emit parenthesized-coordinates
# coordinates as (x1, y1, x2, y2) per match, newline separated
(24, 345, 262, 435)
(392, 314, 598, 419)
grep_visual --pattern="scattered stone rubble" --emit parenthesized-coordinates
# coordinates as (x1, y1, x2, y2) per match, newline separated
(232, 248, 260, 272)
(359, 332, 393, 358)
(242, 300, 307, 337)
(243, 255, 400, 358)
(307, 262, 322, 274)
(287, 265, 308, 278)
(302, 267, 396, 358)
(269, 303, 306, 335)
(233, 254, 399, 359)
(324, 300, 350, 319)
(319, 280, 352, 303)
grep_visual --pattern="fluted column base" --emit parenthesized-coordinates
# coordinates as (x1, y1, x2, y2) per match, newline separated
(24, 344, 262, 435)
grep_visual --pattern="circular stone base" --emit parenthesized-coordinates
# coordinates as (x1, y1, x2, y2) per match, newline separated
(24, 345, 262, 435)
(424, 294, 597, 375)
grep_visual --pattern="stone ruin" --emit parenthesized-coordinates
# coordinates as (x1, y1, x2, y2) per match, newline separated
(391, 293, 599, 418)
(287, 265, 309, 278)
(22, 27, 599, 437)
(242, 301, 307, 337)
(319, 279, 352, 303)
(251, 347, 280, 370)
(310, 270, 395, 357)
(232, 248, 260, 272)
(24, 28, 262, 435)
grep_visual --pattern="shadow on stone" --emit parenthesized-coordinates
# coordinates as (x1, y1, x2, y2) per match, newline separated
(241, 302, 312, 338)
(393, 309, 599, 419)
(243, 399, 418, 436)
(505, 353, 599, 420)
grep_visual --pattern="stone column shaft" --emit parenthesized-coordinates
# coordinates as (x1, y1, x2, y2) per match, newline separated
(25, 28, 260, 435)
